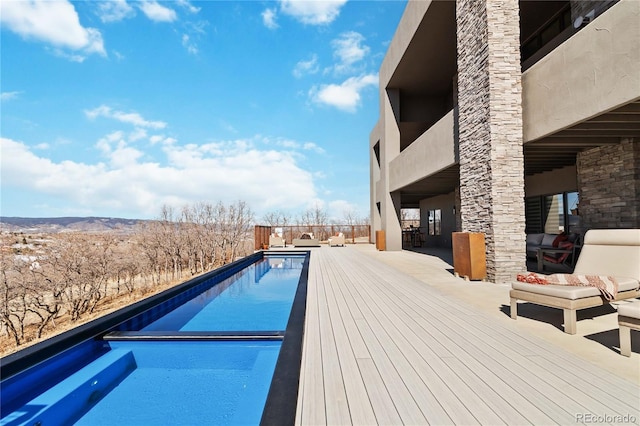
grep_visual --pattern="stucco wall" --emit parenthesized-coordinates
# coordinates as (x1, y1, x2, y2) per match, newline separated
(525, 165, 578, 197)
(388, 111, 456, 192)
(522, 0, 640, 142)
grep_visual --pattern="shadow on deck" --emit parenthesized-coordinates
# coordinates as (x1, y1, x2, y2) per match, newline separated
(403, 245, 568, 275)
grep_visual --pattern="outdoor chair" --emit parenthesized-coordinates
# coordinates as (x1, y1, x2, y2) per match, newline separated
(328, 232, 345, 247)
(537, 234, 581, 273)
(269, 234, 285, 248)
(511, 229, 640, 334)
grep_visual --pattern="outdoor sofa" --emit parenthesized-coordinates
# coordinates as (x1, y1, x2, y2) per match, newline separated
(510, 229, 640, 334)
(526, 232, 560, 258)
(292, 233, 320, 247)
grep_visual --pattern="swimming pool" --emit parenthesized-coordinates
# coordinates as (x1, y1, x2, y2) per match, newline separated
(1, 252, 308, 426)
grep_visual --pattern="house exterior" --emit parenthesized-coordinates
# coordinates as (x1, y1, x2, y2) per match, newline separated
(370, 0, 640, 283)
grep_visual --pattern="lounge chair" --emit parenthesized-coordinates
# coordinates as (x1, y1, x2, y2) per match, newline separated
(269, 234, 285, 248)
(328, 232, 345, 247)
(619, 300, 640, 356)
(510, 229, 640, 334)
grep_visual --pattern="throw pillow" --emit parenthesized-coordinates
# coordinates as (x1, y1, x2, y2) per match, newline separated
(552, 232, 568, 248)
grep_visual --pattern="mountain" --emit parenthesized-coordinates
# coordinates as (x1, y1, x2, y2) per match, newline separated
(0, 217, 144, 234)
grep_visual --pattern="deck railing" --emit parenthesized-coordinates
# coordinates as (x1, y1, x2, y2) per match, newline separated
(254, 224, 371, 249)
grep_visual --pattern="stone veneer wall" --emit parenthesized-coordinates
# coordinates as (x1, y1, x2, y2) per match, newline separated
(456, 0, 526, 283)
(577, 138, 640, 229)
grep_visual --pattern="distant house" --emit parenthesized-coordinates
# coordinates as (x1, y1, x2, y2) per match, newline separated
(370, 0, 639, 283)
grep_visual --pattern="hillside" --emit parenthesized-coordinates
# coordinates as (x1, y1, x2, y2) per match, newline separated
(0, 216, 143, 234)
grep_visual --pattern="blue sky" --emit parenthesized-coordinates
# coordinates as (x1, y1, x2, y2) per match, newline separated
(0, 0, 406, 221)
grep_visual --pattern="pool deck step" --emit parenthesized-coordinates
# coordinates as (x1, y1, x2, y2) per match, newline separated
(295, 245, 640, 425)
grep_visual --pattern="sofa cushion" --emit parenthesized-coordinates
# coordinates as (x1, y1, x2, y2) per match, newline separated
(541, 234, 557, 247)
(512, 276, 639, 300)
(526, 233, 544, 245)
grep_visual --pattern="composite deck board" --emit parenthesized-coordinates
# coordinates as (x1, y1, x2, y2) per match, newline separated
(315, 259, 352, 425)
(297, 261, 326, 426)
(355, 357, 404, 425)
(344, 258, 570, 424)
(296, 247, 640, 425)
(343, 259, 485, 424)
(351, 286, 458, 425)
(315, 249, 558, 424)
(368, 262, 640, 414)
(319, 259, 378, 425)
(354, 257, 622, 423)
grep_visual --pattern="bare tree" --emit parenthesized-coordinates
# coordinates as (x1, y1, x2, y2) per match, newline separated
(297, 203, 329, 240)
(262, 210, 291, 227)
(0, 252, 28, 346)
(47, 234, 111, 322)
(25, 262, 63, 339)
(225, 201, 255, 263)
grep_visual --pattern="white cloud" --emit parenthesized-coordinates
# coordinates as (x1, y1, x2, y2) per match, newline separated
(129, 128, 148, 142)
(279, 0, 347, 25)
(0, 136, 319, 218)
(293, 54, 319, 78)
(176, 0, 200, 14)
(268, 137, 325, 155)
(1, 91, 21, 101)
(262, 8, 278, 30)
(85, 105, 167, 129)
(97, 0, 135, 23)
(331, 31, 369, 73)
(138, 1, 177, 23)
(0, 0, 106, 59)
(309, 74, 378, 112)
(182, 34, 198, 55)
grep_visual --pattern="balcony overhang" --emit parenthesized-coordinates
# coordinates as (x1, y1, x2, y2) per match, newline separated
(381, 0, 456, 96)
(522, 0, 640, 175)
(388, 111, 457, 207)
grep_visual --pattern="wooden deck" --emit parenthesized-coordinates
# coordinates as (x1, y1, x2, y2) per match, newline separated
(294, 246, 640, 425)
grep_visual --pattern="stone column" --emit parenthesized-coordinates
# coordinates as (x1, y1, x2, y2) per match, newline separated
(456, 0, 526, 283)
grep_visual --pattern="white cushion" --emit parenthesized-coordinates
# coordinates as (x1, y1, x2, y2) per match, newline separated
(618, 300, 640, 319)
(512, 276, 639, 300)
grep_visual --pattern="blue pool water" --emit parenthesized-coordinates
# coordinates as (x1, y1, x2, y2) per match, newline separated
(1, 254, 305, 426)
(143, 256, 303, 331)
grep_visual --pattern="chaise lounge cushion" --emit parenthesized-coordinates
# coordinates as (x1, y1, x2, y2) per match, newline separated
(618, 300, 640, 319)
(512, 277, 639, 300)
(511, 229, 640, 334)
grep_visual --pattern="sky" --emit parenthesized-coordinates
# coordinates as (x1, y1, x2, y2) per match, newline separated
(0, 0, 407, 222)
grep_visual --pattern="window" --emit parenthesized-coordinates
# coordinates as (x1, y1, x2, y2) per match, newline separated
(428, 209, 441, 236)
(373, 142, 381, 167)
(400, 208, 420, 229)
(525, 191, 581, 234)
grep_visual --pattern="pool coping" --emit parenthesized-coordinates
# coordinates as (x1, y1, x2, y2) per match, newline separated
(260, 250, 309, 426)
